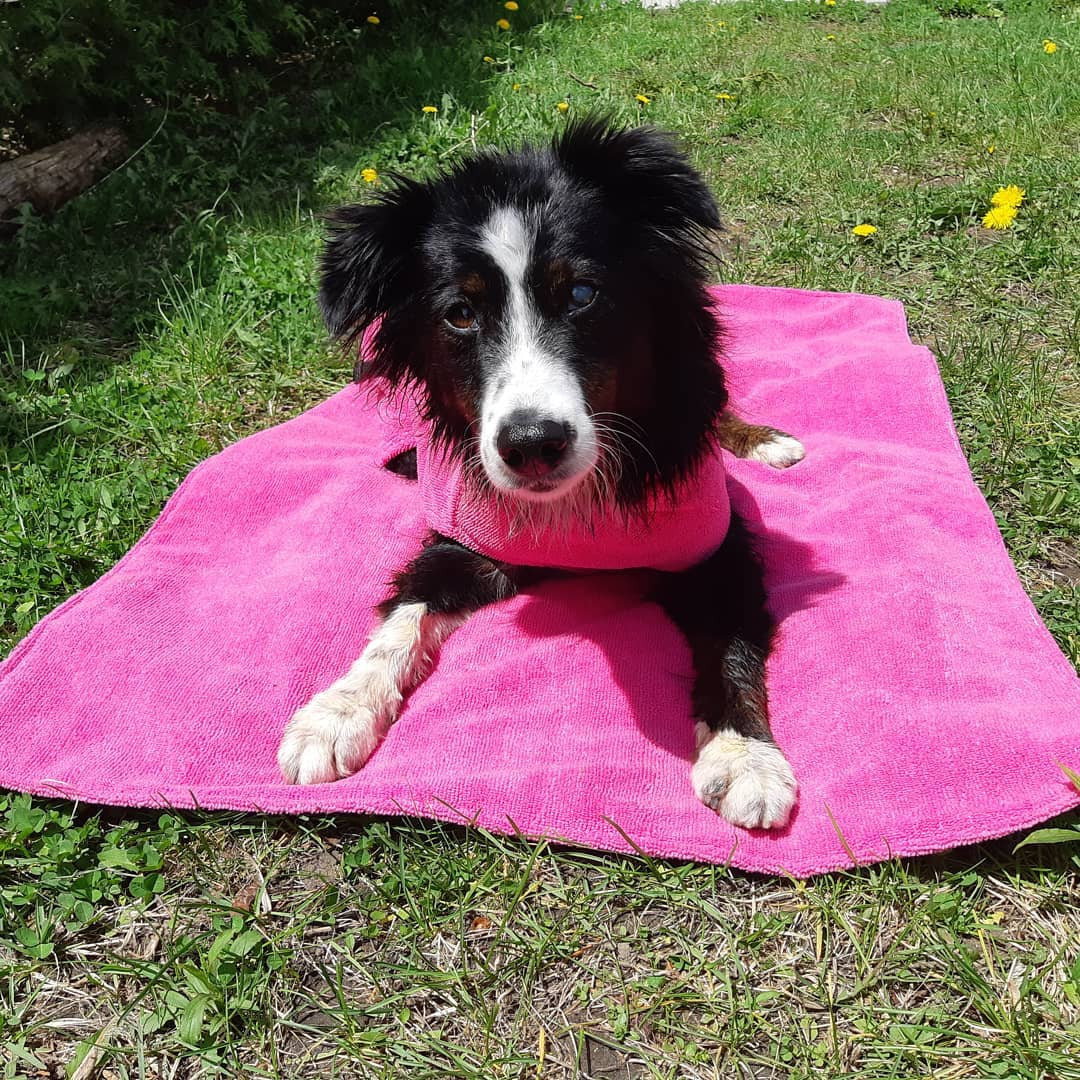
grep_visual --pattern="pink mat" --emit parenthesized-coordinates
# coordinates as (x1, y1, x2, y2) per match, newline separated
(2, 285, 1078, 877)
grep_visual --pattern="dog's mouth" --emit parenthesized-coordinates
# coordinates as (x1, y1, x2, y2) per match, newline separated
(521, 478, 560, 495)
(484, 458, 595, 503)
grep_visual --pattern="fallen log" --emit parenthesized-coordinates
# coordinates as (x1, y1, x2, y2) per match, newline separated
(0, 124, 128, 227)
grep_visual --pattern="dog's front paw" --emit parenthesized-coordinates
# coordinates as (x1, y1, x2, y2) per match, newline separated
(277, 688, 385, 785)
(747, 432, 805, 469)
(691, 723, 797, 829)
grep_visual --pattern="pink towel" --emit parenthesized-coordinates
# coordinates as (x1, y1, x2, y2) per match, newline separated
(1, 285, 1077, 877)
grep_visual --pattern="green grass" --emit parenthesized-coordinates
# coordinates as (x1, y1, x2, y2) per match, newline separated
(1, 0, 1079, 1075)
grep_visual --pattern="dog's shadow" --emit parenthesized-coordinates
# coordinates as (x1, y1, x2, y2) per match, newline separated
(508, 476, 845, 764)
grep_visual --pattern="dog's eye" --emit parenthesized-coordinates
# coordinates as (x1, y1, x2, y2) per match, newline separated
(446, 303, 478, 331)
(567, 281, 597, 312)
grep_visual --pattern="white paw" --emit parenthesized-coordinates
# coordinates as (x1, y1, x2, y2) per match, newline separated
(747, 433, 805, 469)
(277, 687, 387, 785)
(691, 723, 797, 829)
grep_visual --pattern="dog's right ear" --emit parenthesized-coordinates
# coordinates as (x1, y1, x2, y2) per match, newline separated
(318, 179, 432, 346)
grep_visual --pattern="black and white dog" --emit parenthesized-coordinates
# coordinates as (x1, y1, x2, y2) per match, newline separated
(277, 118, 805, 829)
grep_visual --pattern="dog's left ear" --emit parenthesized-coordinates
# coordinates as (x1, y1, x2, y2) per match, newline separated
(553, 117, 722, 263)
(318, 178, 433, 346)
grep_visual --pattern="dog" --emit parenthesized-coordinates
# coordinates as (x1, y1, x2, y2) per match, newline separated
(277, 118, 805, 829)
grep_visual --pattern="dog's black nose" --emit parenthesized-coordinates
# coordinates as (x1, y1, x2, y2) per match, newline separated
(496, 416, 571, 477)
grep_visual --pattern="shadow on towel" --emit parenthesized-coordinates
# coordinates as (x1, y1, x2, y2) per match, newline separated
(510, 476, 845, 772)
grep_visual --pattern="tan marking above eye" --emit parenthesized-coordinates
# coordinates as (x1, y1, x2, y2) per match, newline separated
(543, 259, 574, 294)
(460, 271, 486, 298)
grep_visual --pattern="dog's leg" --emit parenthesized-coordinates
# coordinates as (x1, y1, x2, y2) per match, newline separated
(716, 410, 804, 469)
(278, 537, 522, 785)
(655, 515, 797, 829)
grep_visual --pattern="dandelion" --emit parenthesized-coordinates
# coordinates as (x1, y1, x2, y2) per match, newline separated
(556, 101, 570, 113)
(982, 204, 1017, 230)
(505, 1, 519, 9)
(851, 223, 877, 238)
(715, 92, 736, 101)
(483, 55, 495, 63)
(422, 105, 438, 114)
(991, 185, 1025, 208)
(986, 144, 995, 154)
(360, 167, 378, 183)
(1044, 39, 1058, 54)
(982, 185, 1024, 228)
(573, 13, 583, 19)
(366, 14, 380, 24)
(825, 34, 836, 41)
(825, 0, 837, 6)
(635, 94, 651, 104)
(512, 82, 522, 90)
(497, 17, 511, 29)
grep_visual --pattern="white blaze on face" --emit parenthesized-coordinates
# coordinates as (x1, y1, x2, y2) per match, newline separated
(478, 206, 596, 500)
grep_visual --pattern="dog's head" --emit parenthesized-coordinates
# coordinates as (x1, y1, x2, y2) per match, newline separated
(320, 118, 729, 507)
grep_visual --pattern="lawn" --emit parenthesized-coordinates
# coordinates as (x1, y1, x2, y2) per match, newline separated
(2, 0, 1079, 1076)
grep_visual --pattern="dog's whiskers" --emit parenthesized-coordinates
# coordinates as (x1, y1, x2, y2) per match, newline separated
(591, 412, 661, 482)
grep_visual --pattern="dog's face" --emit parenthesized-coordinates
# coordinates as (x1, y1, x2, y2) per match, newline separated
(319, 119, 729, 506)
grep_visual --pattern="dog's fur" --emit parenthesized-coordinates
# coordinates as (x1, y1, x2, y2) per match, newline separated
(277, 119, 803, 829)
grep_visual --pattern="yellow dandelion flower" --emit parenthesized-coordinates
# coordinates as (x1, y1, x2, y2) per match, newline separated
(635, 94, 651, 104)
(991, 185, 1025, 208)
(715, 92, 736, 101)
(825, 34, 836, 41)
(1043, 40, 1058, 54)
(497, 17, 511, 29)
(717, 20, 726, 27)
(512, 82, 522, 90)
(982, 204, 1017, 230)
(825, 0, 837, 6)
(573, 13, 583, 19)
(483, 55, 495, 63)
(366, 14, 380, 25)
(556, 101, 570, 113)
(986, 144, 995, 154)
(360, 167, 378, 183)
(851, 223, 877, 238)
(505, 1, 519, 9)
(422, 105, 438, 114)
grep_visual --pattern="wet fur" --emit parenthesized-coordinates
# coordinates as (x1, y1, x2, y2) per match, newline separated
(278, 119, 802, 830)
